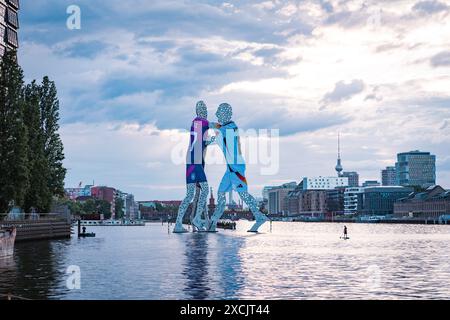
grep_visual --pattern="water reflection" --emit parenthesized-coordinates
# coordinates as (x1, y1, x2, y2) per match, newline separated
(0, 240, 67, 300)
(182, 233, 211, 300)
(1, 222, 450, 300)
(214, 234, 245, 299)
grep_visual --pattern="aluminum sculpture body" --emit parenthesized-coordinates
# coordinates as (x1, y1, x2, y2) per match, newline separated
(173, 101, 214, 233)
(208, 103, 269, 233)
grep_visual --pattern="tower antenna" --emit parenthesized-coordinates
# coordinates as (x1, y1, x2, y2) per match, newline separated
(335, 132, 343, 177)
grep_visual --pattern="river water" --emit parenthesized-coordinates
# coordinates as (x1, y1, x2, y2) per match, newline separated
(1, 222, 450, 300)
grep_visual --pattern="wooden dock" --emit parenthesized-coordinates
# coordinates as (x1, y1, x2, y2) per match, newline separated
(1, 219, 71, 242)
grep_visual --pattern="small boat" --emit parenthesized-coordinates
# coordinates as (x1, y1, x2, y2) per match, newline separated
(78, 232, 96, 238)
(0, 227, 16, 258)
(217, 220, 236, 230)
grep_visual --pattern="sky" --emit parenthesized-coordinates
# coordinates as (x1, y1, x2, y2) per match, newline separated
(18, 0, 450, 200)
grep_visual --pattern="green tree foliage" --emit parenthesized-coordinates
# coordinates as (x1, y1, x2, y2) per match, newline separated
(0, 51, 29, 212)
(0, 52, 67, 213)
(23, 81, 52, 212)
(115, 197, 125, 220)
(40, 77, 66, 196)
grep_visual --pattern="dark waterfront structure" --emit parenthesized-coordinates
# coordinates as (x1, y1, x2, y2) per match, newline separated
(0, 0, 19, 57)
(394, 185, 450, 219)
(342, 171, 359, 187)
(382, 166, 397, 186)
(362, 186, 413, 216)
(0, 214, 71, 242)
(396, 150, 436, 188)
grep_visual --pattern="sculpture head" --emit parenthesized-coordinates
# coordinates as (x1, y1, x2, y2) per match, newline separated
(216, 103, 233, 125)
(196, 101, 207, 119)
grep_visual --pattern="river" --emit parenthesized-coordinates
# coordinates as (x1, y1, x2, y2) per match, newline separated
(1, 221, 450, 300)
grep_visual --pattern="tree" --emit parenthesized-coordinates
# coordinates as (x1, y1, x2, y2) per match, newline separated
(23, 81, 52, 212)
(115, 197, 125, 220)
(40, 76, 66, 197)
(0, 51, 29, 212)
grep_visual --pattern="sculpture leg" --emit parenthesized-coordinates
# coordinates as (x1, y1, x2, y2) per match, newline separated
(173, 184, 196, 233)
(238, 191, 269, 233)
(192, 182, 209, 231)
(207, 192, 226, 232)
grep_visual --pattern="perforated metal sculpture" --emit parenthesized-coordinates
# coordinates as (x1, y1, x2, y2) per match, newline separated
(208, 103, 269, 233)
(173, 101, 214, 233)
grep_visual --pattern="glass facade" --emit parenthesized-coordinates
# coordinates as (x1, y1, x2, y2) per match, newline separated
(6, 7, 18, 28)
(0, 0, 18, 57)
(342, 172, 359, 187)
(396, 151, 436, 188)
(363, 187, 413, 216)
(382, 166, 397, 186)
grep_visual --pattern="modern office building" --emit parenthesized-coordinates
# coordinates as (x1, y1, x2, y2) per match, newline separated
(268, 182, 297, 215)
(362, 180, 381, 187)
(302, 177, 349, 190)
(344, 187, 365, 215)
(342, 172, 359, 187)
(362, 186, 413, 216)
(382, 166, 397, 186)
(396, 150, 436, 188)
(0, 0, 20, 57)
(263, 186, 279, 200)
(326, 187, 346, 216)
(394, 185, 450, 220)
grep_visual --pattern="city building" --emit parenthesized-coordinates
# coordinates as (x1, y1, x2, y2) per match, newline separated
(227, 190, 243, 210)
(382, 166, 397, 186)
(344, 187, 365, 215)
(65, 185, 93, 201)
(396, 150, 436, 188)
(298, 190, 328, 217)
(326, 187, 346, 216)
(91, 186, 116, 219)
(302, 177, 349, 190)
(362, 186, 413, 216)
(262, 186, 278, 201)
(362, 180, 381, 187)
(342, 172, 359, 187)
(394, 185, 450, 219)
(286, 182, 304, 215)
(0, 0, 19, 57)
(117, 191, 139, 220)
(268, 182, 297, 215)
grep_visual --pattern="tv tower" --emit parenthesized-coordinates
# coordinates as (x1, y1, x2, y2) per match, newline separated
(335, 133, 343, 177)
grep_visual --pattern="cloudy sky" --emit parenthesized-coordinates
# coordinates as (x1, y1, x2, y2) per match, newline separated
(19, 0, 450, 200)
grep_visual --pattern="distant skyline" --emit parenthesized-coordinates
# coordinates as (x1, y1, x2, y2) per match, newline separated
(18, 1, 450, 200)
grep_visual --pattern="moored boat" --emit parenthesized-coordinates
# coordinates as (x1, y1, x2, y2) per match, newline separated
(0, 227, 16, 258)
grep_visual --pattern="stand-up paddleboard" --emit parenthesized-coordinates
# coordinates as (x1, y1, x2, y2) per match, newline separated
(340, 236, 350, 240)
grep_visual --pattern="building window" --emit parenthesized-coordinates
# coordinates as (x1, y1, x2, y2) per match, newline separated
(6, 27, 17, 47)
(7, 0, 20, 10)
(0, 25, 5, 45)
(1, 4, 6, 19)
(6, 8, 18, 28)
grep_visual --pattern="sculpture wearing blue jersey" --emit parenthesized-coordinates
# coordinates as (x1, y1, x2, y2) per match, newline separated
(208, 103, 270, 233)
(173, 101, 213, 233)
